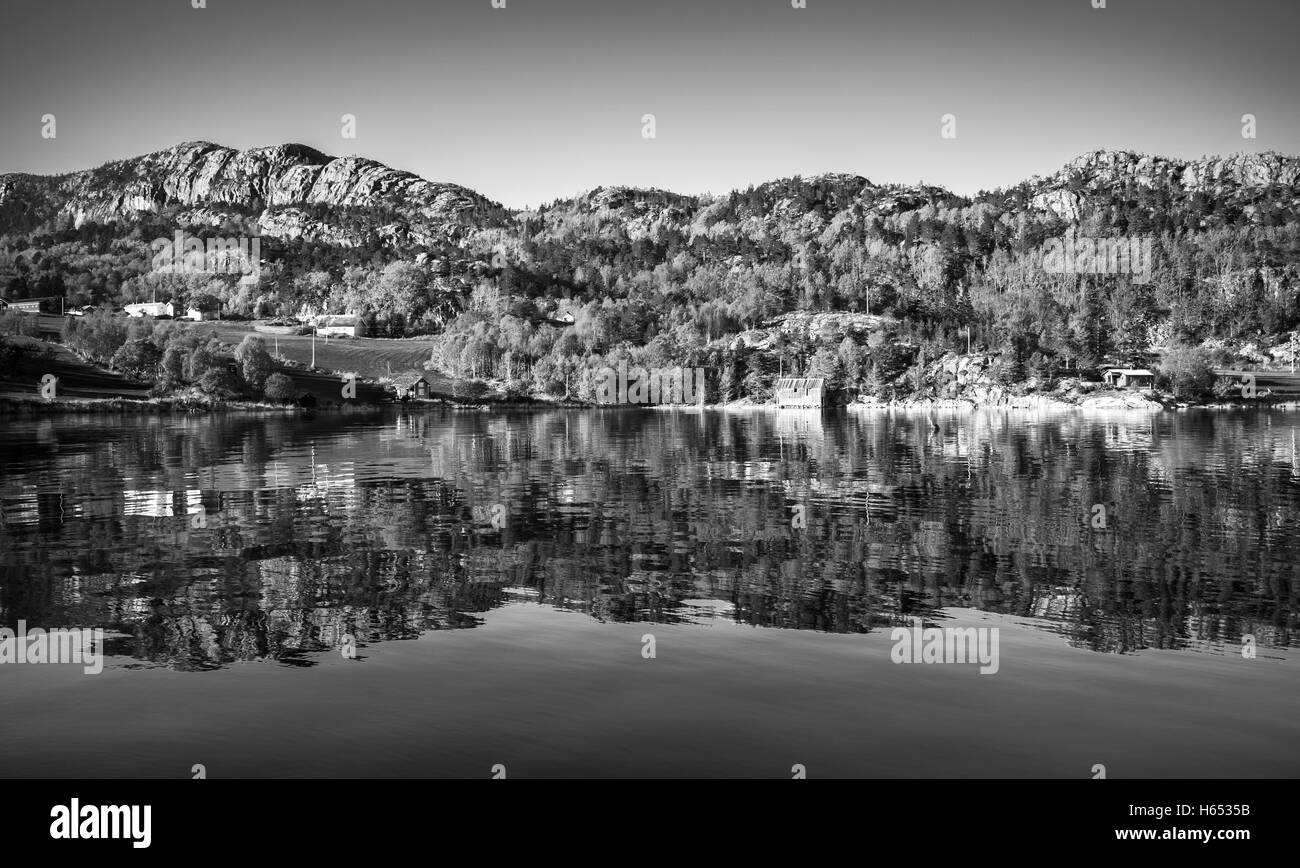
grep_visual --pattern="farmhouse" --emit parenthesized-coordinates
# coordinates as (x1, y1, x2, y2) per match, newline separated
(4, 296, 58, 314)
(124, 301, 175, 318)
(391, 372, 432, 400)
(774, 376, 826, 407)
(315, 314, 367, 337)
(1102, 368, 1155, 389)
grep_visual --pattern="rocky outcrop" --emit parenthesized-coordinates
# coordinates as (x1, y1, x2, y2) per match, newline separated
(3, 142, 1297, 251)
(855, 351, 1167, 411)
(1028, 149, 1300, 221)
(0, 141, 506, 244)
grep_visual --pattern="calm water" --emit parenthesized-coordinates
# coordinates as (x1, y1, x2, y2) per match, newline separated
(1, 407, 1297, 777)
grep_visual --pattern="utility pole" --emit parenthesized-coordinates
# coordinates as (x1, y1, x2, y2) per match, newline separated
(311, 326, 316, 369)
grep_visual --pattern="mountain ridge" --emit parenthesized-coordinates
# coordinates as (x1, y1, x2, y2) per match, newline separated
(5, 142, 1299, 237)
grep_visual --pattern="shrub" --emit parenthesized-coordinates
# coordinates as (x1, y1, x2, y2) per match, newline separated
(196, 367, 242, 399)
(0, 335, 24, 368)
(454, 379, 491, 399)
(0, 310, 41, 338)
(264, 372, 296, 403)
(502, 377, 531, 400)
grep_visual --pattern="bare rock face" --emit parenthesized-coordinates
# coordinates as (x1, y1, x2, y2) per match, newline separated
(0, 140, 504, 243)
(1179, 152, 1300, 191)
(1030, 188, 1084, 221)
(4, 142, 1297, 254)
(1028, 149, 1300, 222)
(257, 207, 443, 248)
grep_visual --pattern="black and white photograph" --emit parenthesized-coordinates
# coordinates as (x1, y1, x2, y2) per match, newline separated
(0, 0, 1295, 850)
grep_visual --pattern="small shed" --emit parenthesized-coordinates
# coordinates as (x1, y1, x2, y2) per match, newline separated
(774, 376, 826, 407)
(1102, 368, 1155, 389)
(392, 372, 431, 400)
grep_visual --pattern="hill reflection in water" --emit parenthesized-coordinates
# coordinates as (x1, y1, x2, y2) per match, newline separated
(0, 407, 1296, 670)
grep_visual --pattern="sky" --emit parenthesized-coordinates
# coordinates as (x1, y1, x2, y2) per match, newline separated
(1, 0, 1297, 209)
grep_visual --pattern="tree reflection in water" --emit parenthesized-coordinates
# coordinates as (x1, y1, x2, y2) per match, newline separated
(0, 407, 1295, 669)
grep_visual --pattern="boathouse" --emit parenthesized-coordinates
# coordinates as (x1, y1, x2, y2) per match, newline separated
(774, 377, 826, 407)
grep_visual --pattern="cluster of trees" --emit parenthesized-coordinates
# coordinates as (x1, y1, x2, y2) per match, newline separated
(0, 207, 472, 333)
(61, 311, 295, 402)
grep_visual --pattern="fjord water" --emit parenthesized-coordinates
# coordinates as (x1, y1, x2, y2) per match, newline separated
(0, 407, 1296, 778)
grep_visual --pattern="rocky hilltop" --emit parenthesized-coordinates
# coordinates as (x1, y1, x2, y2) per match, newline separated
(4, 143, 1298, 252)
(0, 141, 509, 246)
(1028, 149, 1300, 221)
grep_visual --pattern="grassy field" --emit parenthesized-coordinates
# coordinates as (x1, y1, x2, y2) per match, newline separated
(2, 317, 459, 404)
(199, 321, 448, 386)
(0, 337, 150, 400)
(0, 333, 392, 404)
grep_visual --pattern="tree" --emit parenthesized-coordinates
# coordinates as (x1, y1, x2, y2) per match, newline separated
(185, 339, 225, 384)
(109, 338, 161, 381)
(837, 336, 865, 389)
(808, 346, 845, 390)
(1159, 345, 1216, 401)
(235, 335, 274, 392)
(65, 309, 128, 364)
(371, 260, 431, 335)
(188, 291, 221, 318)
(159, 343, 188, 387)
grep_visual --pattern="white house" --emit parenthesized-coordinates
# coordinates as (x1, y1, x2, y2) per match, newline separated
(124, 301, 174, 318)
(314, 314, 367, 337)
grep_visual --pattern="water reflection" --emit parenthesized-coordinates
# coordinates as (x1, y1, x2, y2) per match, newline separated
(0, 407, 1296, 669)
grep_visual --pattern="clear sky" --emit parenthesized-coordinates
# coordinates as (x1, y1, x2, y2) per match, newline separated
(2, 0, 1297, 208)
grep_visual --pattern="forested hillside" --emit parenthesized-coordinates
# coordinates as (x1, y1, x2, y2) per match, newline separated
(3, 143, 1299, 403)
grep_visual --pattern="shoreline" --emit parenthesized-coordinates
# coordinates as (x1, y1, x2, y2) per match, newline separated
(8, 393, 1300, 416)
